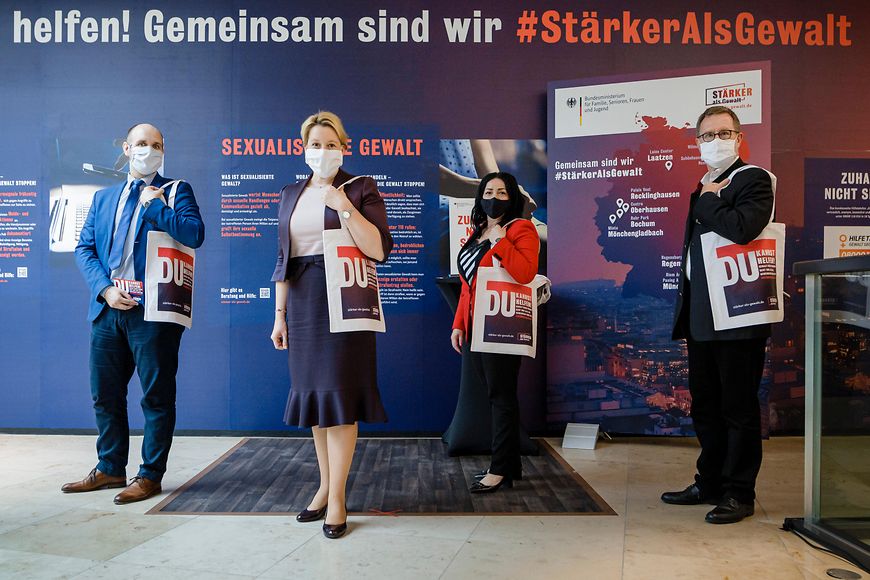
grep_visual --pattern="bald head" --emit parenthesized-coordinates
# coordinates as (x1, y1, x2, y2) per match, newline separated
(126, 123, 163, 143)
(124, 124, 164, 154)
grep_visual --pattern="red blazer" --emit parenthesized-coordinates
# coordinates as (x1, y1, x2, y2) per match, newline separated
(452, 218, 540, 334)
(271, 168, 393, 282)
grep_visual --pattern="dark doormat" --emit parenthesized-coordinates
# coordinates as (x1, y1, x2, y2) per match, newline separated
(148, 438, 615, 516)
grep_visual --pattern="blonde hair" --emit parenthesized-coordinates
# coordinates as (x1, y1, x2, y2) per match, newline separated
(300, 111, 349, 147)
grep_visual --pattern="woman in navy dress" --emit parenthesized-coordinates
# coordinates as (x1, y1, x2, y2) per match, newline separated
(270, 111, 392, 538)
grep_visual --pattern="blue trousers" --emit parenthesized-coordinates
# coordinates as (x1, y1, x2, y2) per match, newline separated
(90, 306, 184, 482)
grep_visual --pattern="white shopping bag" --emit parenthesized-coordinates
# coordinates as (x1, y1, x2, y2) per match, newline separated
(700, 165, 785, 331)
(471, 266, 547, 358)
(322, 175, 387, 333)
(323, 225, 386, 333)
(144, 180, 195, 328)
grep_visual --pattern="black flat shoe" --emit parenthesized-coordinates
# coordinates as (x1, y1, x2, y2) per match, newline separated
(473, 470, 523, 481)
(296, 505, 327, 523)
(705, 498, 754, 524)
(469, 477, 513, 493)
(323, 521, 348, 539)
(661, 484, 722, 506)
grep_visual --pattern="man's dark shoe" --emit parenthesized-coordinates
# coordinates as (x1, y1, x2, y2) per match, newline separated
(61, 468, 127, 493)
(705, 498, 754, 524)
(113, 476, 162, 504)
(661, 484, 721, 505)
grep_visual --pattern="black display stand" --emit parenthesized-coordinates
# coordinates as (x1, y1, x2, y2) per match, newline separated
(435, 276, 538, 457)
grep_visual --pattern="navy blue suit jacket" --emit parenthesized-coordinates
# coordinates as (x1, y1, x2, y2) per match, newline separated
(75, 173, 205, 322)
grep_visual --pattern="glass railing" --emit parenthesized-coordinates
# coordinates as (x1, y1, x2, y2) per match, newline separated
(787, 255, 870, 573)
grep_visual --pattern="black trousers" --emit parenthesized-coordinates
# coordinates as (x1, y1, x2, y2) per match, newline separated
(687, 336, 767, 504)
(467, 349, 522, 479)
(90, 307, 184, 482)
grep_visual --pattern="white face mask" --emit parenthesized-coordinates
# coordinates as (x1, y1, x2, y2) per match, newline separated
(128, 145, 163, 176)
(305, 148, 343, 179)
(698, 137, 738, 169)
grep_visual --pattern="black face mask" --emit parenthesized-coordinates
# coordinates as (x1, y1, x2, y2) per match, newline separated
(481, 198, 511, 219)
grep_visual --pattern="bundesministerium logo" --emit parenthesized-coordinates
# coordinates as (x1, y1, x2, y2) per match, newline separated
(705, 82, 753, 106)
(566, 96, 583, 126)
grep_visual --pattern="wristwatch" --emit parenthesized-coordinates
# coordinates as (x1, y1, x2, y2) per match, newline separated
(341, 208, 353, 220)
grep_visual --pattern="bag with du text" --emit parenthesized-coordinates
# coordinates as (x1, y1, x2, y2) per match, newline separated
(470, 266, 548, 357)
(700, 165, 785, 331)
(144, 180, 195, 328)
(322, 175, 386, 333)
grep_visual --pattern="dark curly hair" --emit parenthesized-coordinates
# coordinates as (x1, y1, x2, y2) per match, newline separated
(467, 172, 526, 243)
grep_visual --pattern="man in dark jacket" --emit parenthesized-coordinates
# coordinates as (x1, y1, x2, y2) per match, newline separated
(661, 106, 774, 524)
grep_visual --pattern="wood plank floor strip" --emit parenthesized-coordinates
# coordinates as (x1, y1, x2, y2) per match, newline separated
(151, 438, 614, 517)
(147, 437, 250, 515)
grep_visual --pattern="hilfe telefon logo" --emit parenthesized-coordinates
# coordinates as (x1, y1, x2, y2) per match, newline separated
(705, 82, 753, 106)
(566, 96, 582, 126)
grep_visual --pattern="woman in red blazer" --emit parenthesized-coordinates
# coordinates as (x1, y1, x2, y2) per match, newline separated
(450, 172, 540, 493)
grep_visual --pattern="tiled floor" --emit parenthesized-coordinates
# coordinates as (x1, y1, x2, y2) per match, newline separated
(0, 434, 865, 580)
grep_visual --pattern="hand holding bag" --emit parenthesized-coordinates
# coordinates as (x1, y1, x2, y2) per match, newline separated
(322, 176, 386, 333)
(699, 165, 785, 331)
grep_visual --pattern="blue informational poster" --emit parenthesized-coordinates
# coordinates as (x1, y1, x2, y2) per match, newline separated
(804, 158, 870, 260)
(0, 2, 867, 434)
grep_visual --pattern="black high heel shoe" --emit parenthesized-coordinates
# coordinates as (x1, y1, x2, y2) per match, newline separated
(469, 476, 513, 493)
(296, 505, 327, 523)
(474, 469, 523, 481)
(322, 521, 348, 539)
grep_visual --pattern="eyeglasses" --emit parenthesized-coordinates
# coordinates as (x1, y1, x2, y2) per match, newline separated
(696, 130, 739, 142)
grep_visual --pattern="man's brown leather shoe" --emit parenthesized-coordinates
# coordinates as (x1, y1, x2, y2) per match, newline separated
(113, 476, 162, 505)
(61, 468, 127, 493)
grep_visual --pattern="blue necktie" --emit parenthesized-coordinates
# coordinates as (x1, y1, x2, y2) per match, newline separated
(108, 179, 144, 271)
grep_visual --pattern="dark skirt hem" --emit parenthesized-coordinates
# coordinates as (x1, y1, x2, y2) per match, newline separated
(283, 388, 388, 428)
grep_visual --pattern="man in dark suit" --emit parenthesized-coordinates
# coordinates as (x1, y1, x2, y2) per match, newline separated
(662, 106, 774, 524)
(64, 123, 204, 504)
